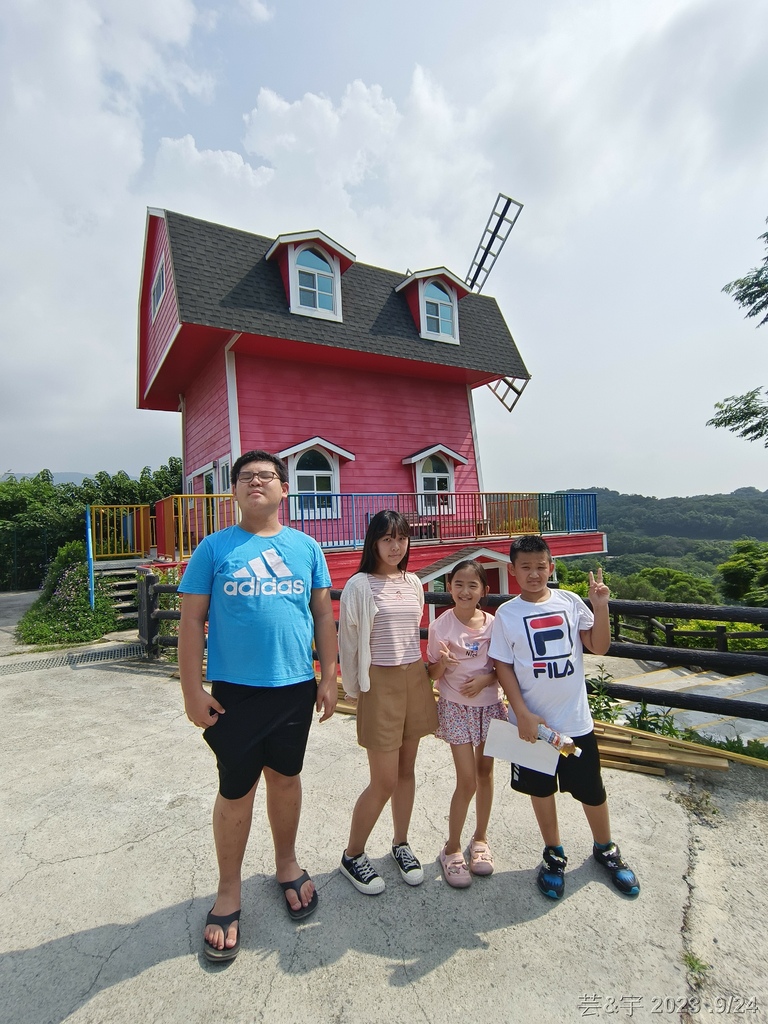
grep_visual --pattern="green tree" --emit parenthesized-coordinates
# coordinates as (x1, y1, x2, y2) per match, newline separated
(717, 539, 768, 606)
(708, 218, 768, 444)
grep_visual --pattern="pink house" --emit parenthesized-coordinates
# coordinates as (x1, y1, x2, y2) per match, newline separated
(137, 209, 604, 594)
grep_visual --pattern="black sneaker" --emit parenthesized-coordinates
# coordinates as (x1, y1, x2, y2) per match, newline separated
(537, 846, 567, 900)
(391, 843, 424, 886)
(340, 851, 385, 895)
(593, 842, 640, 896)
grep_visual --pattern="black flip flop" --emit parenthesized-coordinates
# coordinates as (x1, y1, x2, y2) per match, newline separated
(279, 870, 319, 920)
(203, 908, 241, 962)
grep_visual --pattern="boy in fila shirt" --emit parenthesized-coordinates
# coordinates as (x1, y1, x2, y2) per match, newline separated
(489, 535, 640, 900)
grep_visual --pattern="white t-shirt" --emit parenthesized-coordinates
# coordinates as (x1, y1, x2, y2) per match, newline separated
(427, 609, 504, 708)
(488, 589, 595, 736)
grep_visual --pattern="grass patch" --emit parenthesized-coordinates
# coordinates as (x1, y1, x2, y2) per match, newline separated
(682, 950, 711, 988)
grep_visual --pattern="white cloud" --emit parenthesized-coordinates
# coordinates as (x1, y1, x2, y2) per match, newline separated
(1, 0, 766, 497)
(238, 0, 273, 23)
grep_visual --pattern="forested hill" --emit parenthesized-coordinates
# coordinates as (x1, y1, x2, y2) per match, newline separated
(569, 487, 768, 541)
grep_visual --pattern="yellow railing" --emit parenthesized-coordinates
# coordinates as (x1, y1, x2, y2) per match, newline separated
(90, 505, 152, 559)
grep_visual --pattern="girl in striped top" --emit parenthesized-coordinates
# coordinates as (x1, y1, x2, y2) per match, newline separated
(338, 510, 438, 895)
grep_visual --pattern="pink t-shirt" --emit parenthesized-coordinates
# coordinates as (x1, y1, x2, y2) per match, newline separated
(427, 609, 504, 708)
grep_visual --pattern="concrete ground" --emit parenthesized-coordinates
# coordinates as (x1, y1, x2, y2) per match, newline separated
(0, 597, 766, 1024)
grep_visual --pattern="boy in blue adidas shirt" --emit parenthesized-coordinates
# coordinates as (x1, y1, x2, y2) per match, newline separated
(179, 450, 338, 960)
(489, 535, 640, 901)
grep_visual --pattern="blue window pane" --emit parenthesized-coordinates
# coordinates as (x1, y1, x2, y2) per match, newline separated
(317, 276, 333, 293)
(318, 292, 334, 311)
(299, 288, 316, 307)
(440, 313, 453, 334)
(425, 281, 449, 300)
(297, 248, 331, 272)
(298, 271, 314, 288)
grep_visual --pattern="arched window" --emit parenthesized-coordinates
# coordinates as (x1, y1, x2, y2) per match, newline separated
(417, 454, 453, 512)
(296, 448, 333, 512)
(424, 280, 454, 337)
(296, 247, 335, 312)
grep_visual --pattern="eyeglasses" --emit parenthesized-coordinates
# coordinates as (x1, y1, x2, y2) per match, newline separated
(237, 470, 281, 484)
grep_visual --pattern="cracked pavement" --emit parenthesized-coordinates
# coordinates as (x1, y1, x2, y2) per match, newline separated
(0, 602, 766, 1023)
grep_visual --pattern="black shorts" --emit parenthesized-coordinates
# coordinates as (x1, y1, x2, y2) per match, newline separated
(510, 730, 607, 805)
(202, 678, 317, 800)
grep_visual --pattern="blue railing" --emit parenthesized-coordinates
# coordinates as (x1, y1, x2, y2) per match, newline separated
(280, 490, 598, 549)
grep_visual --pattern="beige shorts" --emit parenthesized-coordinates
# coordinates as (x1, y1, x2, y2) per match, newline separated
(357, 660, 439, 751)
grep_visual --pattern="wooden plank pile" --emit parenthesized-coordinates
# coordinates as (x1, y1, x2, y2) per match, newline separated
(335, 682, 767, 774)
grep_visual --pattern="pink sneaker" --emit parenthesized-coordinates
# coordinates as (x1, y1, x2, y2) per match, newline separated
(468, 837, 495, 876)
(440, 847, 472, 888)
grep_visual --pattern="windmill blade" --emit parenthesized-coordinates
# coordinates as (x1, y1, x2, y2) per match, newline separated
(487, 375, 529, 413)
(465, 193, 523, 294)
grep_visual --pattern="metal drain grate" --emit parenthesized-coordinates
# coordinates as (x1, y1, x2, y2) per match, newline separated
(0, 643, 146, 677)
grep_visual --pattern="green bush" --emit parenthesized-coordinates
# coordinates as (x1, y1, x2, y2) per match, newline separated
(39, 539, 86, 601)
(17, 562, 117, 645)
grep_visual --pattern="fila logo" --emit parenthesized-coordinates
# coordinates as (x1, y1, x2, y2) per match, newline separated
(223, 548, 305, 597)
(524, 611, 574, 677)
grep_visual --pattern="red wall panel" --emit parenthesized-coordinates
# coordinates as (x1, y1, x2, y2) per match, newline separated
(184, 350, 230, 476)
(234, 354, 480, 492)
(141, 216, 179, 399)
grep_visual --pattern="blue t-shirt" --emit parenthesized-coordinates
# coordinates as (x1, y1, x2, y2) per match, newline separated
(178, 525, 331, 687)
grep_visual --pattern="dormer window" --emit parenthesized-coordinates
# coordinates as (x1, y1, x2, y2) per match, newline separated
(394, 267, 467, 344)
(424, 280, 454, 337)
(265, 230, 355, 325)
(297, 247, 335, 312)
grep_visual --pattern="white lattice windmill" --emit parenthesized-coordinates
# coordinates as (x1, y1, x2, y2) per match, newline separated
(465, 193, 528, 413)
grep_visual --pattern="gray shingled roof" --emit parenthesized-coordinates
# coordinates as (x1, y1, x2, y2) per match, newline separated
(164, 211, 529, 379)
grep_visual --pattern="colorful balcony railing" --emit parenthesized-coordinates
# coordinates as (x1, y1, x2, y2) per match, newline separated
(88, 491, 598, 561)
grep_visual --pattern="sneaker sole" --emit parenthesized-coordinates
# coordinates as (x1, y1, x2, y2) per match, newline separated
(339, 862, 385, 895)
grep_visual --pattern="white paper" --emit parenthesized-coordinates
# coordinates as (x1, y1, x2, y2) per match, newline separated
(484, 718, 561, 775)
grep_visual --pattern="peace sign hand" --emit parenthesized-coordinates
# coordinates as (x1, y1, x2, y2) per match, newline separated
(588, 567, 610, 607)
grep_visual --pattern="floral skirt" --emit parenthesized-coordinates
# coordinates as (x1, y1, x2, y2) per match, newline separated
(436, 697, 508, 748)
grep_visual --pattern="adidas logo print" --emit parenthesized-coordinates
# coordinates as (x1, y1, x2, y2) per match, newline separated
(223, 549, 305, 597)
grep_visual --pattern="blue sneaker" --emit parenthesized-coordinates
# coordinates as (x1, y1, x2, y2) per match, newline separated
(593, 842, 640, 896)
(537, 846, 567, 899)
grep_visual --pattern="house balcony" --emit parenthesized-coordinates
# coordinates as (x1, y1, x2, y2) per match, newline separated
(89, 491, 599, 562)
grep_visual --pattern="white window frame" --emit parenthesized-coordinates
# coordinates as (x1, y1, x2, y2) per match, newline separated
(418, 277, 460, 344)
(218, 457, 231, 493)
(415, 452, 456, 515)
(288, 243, 343, 323)
(286, 445, 341, 520)
(151, 256, 166, 322)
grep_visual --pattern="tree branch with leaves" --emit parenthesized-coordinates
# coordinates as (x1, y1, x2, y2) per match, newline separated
(707, 218, 768, 444)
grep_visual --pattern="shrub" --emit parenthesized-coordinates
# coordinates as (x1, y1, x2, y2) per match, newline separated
(17, 562, 117, 645)
(40, 540, 87, 602)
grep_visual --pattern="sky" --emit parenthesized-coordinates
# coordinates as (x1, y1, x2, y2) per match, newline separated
(1, 0, 767, 498)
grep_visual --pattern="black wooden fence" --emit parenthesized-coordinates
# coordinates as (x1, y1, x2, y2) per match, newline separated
(135, 573, 768, 725)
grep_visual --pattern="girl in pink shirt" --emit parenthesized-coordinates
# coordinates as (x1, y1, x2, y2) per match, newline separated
(427, 560, 507, 887)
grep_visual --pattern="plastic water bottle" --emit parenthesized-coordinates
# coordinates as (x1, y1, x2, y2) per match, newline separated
(538, 724, 582, 757)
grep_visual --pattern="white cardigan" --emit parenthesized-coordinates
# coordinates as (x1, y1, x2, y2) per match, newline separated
(338, 571, 425, 697)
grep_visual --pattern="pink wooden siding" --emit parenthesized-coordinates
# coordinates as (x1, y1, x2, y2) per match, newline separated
(184, 350, 230, 475)
(141, 216, 179, 399)
(235, 355, 480, 491)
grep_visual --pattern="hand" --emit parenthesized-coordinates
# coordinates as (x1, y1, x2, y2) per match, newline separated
(516, 707, 545, 743)
(459, 672, 495, 698)
(439, 642, 459, 669)
(316, 676, 338, 723)
(183, 686, 225, 729)
(588, 567, 610, 608)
